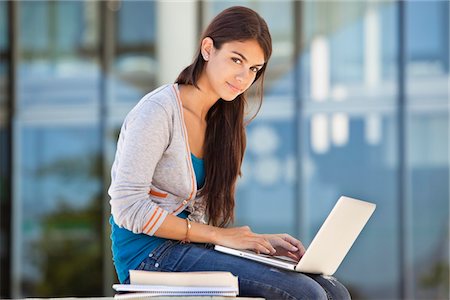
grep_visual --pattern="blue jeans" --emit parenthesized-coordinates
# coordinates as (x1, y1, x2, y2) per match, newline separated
(125, 240, 351, 300)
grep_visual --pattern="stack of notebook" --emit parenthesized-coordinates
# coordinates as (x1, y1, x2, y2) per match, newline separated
(113, 270, 239, 298)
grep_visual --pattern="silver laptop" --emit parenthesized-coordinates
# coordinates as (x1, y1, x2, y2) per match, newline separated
(215, 196, 376, 276)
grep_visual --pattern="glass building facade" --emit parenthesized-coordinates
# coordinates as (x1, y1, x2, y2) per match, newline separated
(0, 1, 448, 299)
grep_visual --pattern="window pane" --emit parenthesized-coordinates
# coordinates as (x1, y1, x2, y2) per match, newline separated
(407, 114, 449, 299)
(14, 1, 103, 297)
(302, 1, 397, 104)
(0, 0, 7, 109)
(18, 1, 100, 108)
(0, 0, 10, 297)
(303, 114, 400, 299)
(112, 1, 157, 103)
(237, 115, 297, 234)
(406, 1, 449, 298)
(18, 127, 102, 297)
(301, 2, 400, 299)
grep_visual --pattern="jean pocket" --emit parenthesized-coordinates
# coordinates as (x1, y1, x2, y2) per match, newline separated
(149, 240, 179, 263)
(136, 257, 152, 271)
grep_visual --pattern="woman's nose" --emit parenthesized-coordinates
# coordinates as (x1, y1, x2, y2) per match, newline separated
(235, 69, 250, 83)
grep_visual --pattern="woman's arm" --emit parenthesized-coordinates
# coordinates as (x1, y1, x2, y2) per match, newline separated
(110, 99, 172, 235)
(154, 214, 277, 255)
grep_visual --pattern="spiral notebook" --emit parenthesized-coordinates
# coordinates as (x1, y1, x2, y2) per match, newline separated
(113, 284, 238, 298)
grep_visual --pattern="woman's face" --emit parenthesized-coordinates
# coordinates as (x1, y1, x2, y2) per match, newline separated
(201, 38, 266, 101)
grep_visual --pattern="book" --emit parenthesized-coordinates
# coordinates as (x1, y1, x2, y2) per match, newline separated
(113, 284, 238, 298)
(112, 270, 239, 298)
(130, 270, 238, 287)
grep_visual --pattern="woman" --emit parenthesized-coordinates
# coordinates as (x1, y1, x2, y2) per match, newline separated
(109, 6, 351, 300)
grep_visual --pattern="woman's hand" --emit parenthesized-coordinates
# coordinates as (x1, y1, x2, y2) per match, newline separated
(262, 233, 306, 262)
(214, 226, 276, 255)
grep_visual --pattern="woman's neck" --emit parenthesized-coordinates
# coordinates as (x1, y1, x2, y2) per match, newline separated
(178, 77, 219, 121)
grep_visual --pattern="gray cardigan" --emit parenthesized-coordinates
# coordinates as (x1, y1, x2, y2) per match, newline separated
(109, 84, 207, 236)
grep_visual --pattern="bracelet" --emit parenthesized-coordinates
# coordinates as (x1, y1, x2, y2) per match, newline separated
(181, 218, 191, 244)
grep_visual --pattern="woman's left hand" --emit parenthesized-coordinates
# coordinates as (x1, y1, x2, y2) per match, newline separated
(262, 233, 306, 262)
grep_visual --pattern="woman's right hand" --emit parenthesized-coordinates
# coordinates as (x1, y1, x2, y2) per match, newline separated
(214, 226, 276, 255)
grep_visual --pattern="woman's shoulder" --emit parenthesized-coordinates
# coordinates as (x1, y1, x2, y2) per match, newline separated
(122, 84, 179, 126)
(127, 84, 179, 117)
(139, 83, 179, 111)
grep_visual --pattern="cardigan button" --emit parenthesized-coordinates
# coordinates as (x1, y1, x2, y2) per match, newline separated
(182, 200, 188, 205)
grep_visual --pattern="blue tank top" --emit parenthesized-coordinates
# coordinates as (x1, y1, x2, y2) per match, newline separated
(191, 152, 205, 188)
(110, 153, 204, 283)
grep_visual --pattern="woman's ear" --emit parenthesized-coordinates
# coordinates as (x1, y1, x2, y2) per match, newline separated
(201, 37, 214, 61)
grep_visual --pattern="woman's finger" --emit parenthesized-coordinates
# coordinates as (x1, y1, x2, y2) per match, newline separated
(253, 242, 272, 255)
(289, 251, 302, 261)
(273, 237, 299, 253)
(259, 238, 277, 254)
(282, 234, 306, 254)
(249, 236, 276, 254)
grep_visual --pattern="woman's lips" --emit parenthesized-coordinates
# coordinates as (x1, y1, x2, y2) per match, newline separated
(227, 82, 242, 93)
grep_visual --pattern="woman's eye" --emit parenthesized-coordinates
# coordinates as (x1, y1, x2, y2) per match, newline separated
(250, 67, 259, 73)
(232, 58, 242, 64)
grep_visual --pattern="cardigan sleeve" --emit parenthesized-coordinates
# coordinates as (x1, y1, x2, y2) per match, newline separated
(108, 98, 171, 235)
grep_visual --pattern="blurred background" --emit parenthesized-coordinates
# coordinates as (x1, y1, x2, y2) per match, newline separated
(0, 0, 448, 299)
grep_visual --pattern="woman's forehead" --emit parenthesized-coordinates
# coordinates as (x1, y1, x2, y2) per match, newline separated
(220, 40, 265, 65)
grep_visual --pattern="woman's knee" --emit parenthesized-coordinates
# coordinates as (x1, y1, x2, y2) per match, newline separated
(322, 276, 351, 299)
(307, 275, 351, 300)
(294, 279, 328, 300)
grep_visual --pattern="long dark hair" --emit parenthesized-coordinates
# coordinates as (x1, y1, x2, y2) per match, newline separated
(175, 6, 272, 227)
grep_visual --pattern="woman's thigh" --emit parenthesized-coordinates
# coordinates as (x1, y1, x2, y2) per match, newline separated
(135, 240, 351, 300)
